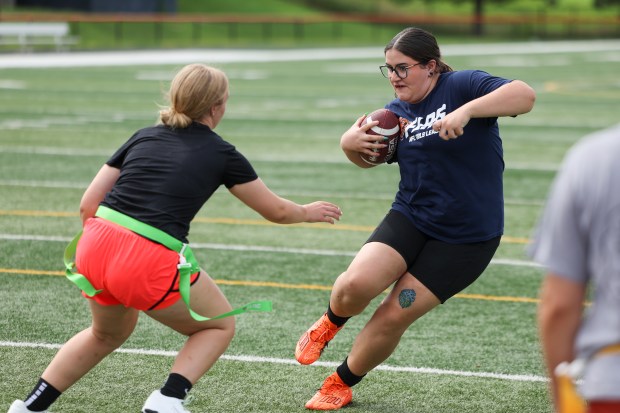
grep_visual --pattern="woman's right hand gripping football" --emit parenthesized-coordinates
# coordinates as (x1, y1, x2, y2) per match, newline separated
(340, 115, 386, 168)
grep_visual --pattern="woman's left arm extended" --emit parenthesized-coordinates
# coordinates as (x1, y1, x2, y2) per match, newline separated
(229, 178, 342, 225)
(433, 80, 536, 140)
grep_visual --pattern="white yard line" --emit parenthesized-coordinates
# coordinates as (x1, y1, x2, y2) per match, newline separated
(0, 233, 541, 267)
(0, 340, 547, 383)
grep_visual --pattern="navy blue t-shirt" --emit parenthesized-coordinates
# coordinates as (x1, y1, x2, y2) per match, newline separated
(385, 70, 511, 243)
(102, 122, 258, 242)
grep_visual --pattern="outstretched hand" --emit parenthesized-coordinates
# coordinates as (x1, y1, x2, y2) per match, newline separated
(304, 201, 342, 224)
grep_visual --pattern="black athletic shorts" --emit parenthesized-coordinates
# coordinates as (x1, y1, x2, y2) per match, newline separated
(366, 210, 501, 303)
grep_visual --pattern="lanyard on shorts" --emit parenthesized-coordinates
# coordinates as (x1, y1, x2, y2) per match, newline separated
(63, 205, 272, 321)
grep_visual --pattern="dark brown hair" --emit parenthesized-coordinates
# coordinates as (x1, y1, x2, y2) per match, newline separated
(384, 27, 453, 74)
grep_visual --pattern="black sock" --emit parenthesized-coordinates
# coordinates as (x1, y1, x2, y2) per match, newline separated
(160, 373, 193, 400)
(24, 378, 61, 412)
(336, 358, 366, 387)
(326, 304, 350, 327)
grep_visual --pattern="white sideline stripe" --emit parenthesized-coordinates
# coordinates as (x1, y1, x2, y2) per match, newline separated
(0, 179, 547, 206)
(0, 40, 619, 68)
(0, 340, 547, 383)
(0, 233, 541, 267)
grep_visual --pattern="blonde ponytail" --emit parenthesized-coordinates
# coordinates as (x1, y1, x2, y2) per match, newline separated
(159, 107, 192, 128)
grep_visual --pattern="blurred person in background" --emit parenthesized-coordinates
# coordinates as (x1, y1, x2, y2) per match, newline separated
(294, 27, 536, 410)
(7, 63, 341, 413)
(531, 123, 620, 413)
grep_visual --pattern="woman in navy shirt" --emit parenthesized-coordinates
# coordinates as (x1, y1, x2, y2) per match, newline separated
(296, 27, 536, 410)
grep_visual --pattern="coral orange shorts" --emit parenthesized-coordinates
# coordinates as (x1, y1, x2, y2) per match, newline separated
(75, 217, 199, 311)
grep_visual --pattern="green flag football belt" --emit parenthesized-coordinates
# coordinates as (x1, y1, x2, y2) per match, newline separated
(63, 205, 272, 321)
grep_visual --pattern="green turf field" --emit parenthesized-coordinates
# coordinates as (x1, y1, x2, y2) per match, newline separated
(0, 40, 619, 412)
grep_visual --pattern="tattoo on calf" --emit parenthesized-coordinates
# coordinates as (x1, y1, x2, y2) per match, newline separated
(399, 289, 416, 308)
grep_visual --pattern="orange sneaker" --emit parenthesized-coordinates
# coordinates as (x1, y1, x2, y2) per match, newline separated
(305, 372, 352, 410)
(295, 313, 343, 365)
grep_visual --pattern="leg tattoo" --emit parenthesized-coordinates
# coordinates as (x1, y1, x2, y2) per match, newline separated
(398, 289, 416, 309)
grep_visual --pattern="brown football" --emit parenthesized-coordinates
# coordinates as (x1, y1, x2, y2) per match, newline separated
(359, 108, 400, 165)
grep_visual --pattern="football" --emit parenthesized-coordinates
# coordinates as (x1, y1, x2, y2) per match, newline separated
(359, 108, 400, 165)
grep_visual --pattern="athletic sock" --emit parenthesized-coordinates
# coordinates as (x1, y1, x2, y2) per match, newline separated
(327, 304, 350, 327)
(336, 357, 366, 387)
(160, 373, 193, 399)
(24, 378, 61, 412)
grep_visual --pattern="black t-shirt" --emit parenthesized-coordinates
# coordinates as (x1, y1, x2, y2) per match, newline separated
(101, 122, 258, 242)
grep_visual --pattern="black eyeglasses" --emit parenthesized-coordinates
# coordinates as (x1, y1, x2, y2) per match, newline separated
(379, 63, 422, 79)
